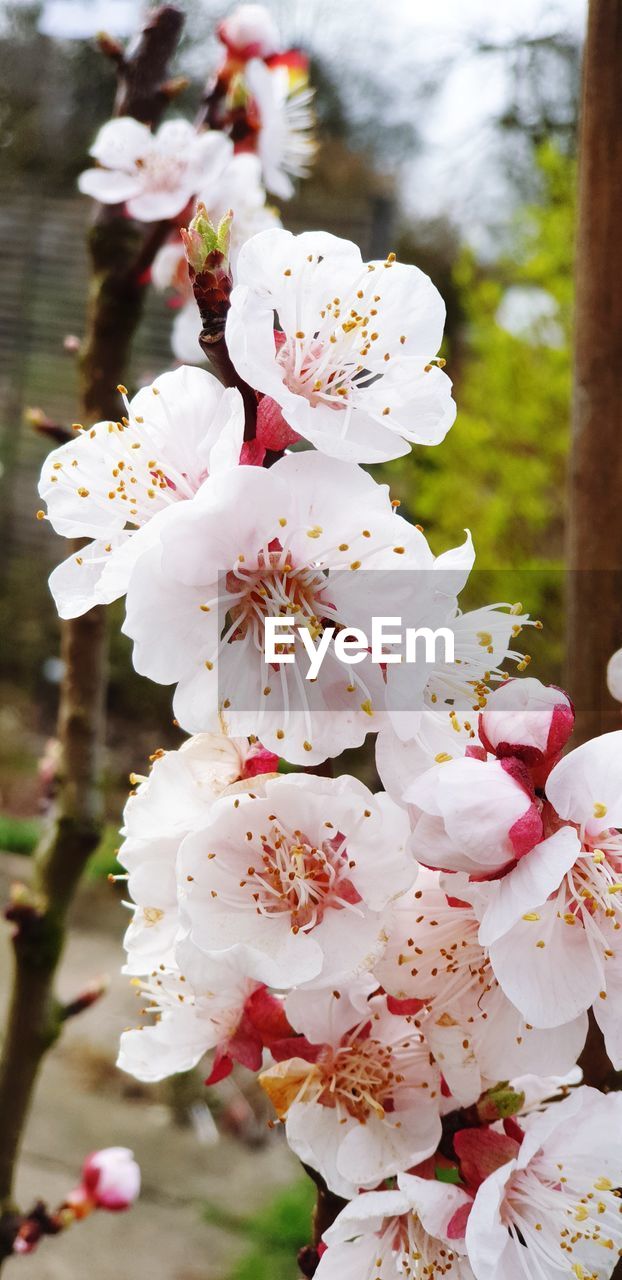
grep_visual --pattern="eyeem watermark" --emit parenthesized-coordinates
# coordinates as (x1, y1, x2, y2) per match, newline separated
(265, 616, 456, 680)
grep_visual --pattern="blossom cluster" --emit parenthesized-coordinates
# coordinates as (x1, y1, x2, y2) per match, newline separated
(79, 3, 315, 362)
(39, 9, 622, 1275)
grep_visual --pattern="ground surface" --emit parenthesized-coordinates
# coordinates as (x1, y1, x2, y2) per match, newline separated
(0, 855, 298, 1279)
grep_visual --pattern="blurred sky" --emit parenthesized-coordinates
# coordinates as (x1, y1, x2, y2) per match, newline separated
(289, 0, 587, 241)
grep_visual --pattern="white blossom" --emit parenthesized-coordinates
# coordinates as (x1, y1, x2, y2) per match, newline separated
(226, 228, 456, 461)
(218, 4, 280, 59)
(178, 772, 414, 989)
(78, 118, 232, 221)
(39, 366, 243, 619)
(260, 989, 443, 1198)
(245, 58, 315, 199)
(465, 1088, 622, 1280)
(119, 732, 277, 975)
(122, 450, 471, 764)
(317, 1175, 474, 1280)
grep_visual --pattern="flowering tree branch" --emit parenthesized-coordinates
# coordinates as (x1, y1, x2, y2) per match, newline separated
(0, 6, 184, 1263)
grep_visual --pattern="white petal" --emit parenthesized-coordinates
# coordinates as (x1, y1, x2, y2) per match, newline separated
(89, 117, 152, 170)
(489, 895, 602, 1026)
(546, 730, 622, 828)
(478, 826, 582, 947)
(78, 168, 141, 204)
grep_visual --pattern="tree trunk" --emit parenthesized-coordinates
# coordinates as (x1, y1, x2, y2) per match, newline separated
(566, 0, 622, 744)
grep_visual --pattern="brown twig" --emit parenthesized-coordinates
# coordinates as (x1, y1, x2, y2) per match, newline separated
(296, 1166, 346, 1277)
(0, 7, 184, 1263)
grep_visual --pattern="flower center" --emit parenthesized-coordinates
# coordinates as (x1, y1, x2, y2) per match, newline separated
(392, 1212, 462, 1278)
(562, 840, 622, 943)
(242, 820, 361, 932)
(277, 311, 383, 414)
(225, 542, 330, 648)
(136, 151, 188, 193)
(314, 1032, 398, 1121)
(501, 1158, 622, 1268)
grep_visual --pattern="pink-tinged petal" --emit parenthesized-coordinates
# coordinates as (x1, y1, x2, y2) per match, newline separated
(240, 438, 266, 465)
(507, 800, 543, 860)
(386, 994, 426, 1016)
(478, 678, 574, 772)
(454, 1128, 520, 1193)
(256, 396, 301, 450)
(407, 756, 539, 878)
(244, 986, 292, 1044)
(204, 1049, 234, 1086)
(546, 696, 576, 756)
(269, 1035, 322, 1063)
(446, 1201, 472, 1240)
(241, 746, 280, 777)
(81, 1147, 140, 1213)
(224, 1013, 264, 1072)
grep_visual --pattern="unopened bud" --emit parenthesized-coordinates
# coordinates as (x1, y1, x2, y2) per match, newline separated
(181, 204, 232, 277)
(218, 4, 280, 60)
(78, 1148, 140, 1213)
(476, 1083, 525, 1123)
(61, 975, 110, 1022)
(478, 676, 574, 784)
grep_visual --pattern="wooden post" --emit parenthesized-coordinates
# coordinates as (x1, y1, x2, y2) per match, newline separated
(566, 0, 622, 744)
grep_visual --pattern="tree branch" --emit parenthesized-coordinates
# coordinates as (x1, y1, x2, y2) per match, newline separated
(297, 1166, 346, 1277)
(0, 6, 184, 1262)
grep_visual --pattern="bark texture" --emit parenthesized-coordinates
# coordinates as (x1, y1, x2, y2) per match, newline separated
(566, 0, 622, 744)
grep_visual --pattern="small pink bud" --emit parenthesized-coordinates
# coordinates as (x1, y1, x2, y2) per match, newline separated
(479, 677, 574, 782)
(81, 1148, 140, 1212)
(218, 4, 280, 60)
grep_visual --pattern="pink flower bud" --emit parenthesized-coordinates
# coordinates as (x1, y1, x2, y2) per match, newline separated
(218, 4, 280, 60)
(406, 754, 543, 878)
(479, 677, 574, 782)
(81, 1148, 140, 1213)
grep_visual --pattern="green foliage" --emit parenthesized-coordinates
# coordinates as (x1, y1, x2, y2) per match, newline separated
(84, 825, 122, 882)
(204, 1179, 315, 1280)
(0, 814, 121, 879)
(0, 813, 40, 856)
